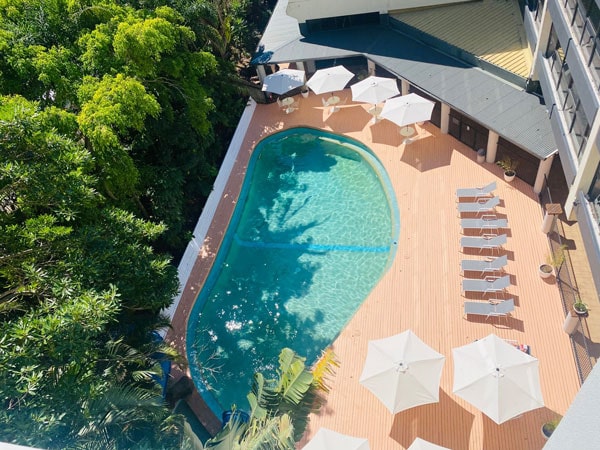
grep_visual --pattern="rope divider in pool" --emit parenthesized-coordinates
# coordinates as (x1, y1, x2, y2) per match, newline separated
(234, 234, 390, 253)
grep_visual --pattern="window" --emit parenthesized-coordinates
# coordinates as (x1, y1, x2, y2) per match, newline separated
(545, 26, 592, 160)
(588, 163, 600, 224)
(306, 12, 379, 33)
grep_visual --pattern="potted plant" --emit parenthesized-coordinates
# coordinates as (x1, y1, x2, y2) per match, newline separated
(541, 417, 561, 439)
(538, 263, 553, 278)
(476, 148, 486, 163)
(300, 86, 309, 98)
(540, 244, 567, 278)
(573, 297, 589, 316)
(496, 156, 518, 182)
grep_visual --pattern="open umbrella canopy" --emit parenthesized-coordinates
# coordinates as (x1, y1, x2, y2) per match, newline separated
(407, 438, 451, 450)
(351, 76, 400, 104)
(452, 334, 544, 424)
(380, 93, 435, 128)
(359, 330, 445, 414)
(306, 65, 354, 95)
(261, 68, 306, 95)
(303, 428, 370, 450)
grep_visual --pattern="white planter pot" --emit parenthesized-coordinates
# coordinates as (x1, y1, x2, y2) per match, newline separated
(539, 264, 553, 278)
(301, 90, 309, 98)
(504, 171, 516, 182)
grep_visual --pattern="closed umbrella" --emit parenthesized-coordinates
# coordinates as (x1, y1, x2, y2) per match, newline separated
(261, 69, 306, 95)
(303, 428, 370, 450)
(452, 334, 544, 424)
(351, 76, 400, 105)
(359, 330, 445, 414)
(306, 65, 354, 95)
(407, 438, 450, 450)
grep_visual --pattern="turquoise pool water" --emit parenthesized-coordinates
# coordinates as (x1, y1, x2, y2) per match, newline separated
(187, 127, 399, 414)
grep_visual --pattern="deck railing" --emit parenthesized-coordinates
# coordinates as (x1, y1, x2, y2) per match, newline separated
(540, 178, 594, 383)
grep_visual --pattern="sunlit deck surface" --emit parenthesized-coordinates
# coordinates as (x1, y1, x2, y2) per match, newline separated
(169, 92, 580, 449)
(391, 0, 532, 79)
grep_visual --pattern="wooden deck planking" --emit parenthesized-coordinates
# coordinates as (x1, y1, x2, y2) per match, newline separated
(167, 93, 580, 449)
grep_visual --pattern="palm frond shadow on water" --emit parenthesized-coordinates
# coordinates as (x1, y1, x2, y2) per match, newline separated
(192, 131, 392, 412)
(192, 137, 338, 411)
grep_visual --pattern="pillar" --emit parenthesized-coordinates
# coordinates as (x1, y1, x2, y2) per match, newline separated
(296, 61, 306, 72)
(367, 60, 376, 76)
(541, 203, 562, 233)
(257, 65, 267, 83)
(401, 79, 410, 96)
(305, 60, 316, 73)
(563, 311, 581, 335)
(486, 131, 499, 164)
(533, 153, 556, 194)
(440, 103, 450, 134)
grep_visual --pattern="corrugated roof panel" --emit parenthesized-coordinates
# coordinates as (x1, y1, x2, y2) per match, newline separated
(253, 4, 556, 159)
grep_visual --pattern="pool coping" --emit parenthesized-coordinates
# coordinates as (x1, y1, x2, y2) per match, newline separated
(164, 98, 259, 434)
(183, 126, 401, 417)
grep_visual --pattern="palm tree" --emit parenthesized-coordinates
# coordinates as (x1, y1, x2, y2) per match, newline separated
(204, 347, 338, 449)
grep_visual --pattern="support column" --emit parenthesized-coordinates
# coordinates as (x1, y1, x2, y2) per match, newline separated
(367, 60, 376, 76)
(440, 103, 450, 134)
(533, 153, 556, 194)
(257, 65, 267, 83)
(305, 60, 316, 73)
(486, 131, 499, 163)
(296, 61, 306, 72)
(541, 203, 562, 233)
(401, 79, 410, 96)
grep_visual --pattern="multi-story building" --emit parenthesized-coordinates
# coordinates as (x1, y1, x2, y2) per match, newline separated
(524, 0, 600, 295)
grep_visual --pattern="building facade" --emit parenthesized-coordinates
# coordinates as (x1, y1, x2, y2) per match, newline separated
(525, 0, 600, 295)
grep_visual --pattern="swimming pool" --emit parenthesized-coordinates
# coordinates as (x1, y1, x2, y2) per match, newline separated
(187, 127, 399, 414)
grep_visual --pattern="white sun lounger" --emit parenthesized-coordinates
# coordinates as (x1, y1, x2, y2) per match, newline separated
(457, 196, 500, 214)
(461, 255, 508, 275)
(461, 216, 508, 232)
(460, 234, 507, 252)
(464, 298, 515, 319)
(456, 181, 496, 199)
(462, 275, 510, 294)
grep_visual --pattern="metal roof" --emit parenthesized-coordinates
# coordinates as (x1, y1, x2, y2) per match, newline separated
(253, 1, 556, 159)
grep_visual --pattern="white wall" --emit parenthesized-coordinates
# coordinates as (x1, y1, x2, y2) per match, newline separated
(286, 0, 468, 22)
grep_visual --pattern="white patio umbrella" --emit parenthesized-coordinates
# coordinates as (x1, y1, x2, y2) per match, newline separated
(359, 330, 445, 414)
(380, 93, 435, 133)
(452, 334, 544, 425)
(306, 65, 354, 95)
(261, 68, 306, 95)
(302, 428, 370, 450)
(350, 76, 400, 105)
(407, 438, 451, 450)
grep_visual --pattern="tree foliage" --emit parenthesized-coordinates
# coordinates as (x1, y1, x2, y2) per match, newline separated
(0, 0, 277, 446)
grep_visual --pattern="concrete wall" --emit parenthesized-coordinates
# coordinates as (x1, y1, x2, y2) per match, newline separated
(286, 0, 467, 23)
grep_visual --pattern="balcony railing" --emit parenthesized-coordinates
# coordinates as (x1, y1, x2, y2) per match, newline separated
(562, 0, 600, 91)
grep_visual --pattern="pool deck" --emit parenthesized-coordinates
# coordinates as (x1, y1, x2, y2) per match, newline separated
(166, 92, 581, 449)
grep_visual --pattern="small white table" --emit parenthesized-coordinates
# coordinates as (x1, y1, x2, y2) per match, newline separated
(328, 96, 341, 112)
(368, 106, 382, 124)
(399, 126, 415, 137)
(281, 97, 294, 107)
